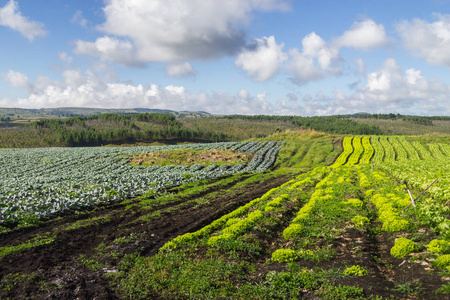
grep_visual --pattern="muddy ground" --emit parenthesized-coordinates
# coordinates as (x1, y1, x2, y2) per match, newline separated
(0, 173, 291, 299)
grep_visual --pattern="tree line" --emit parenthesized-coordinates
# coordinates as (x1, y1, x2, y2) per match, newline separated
(32, 113, 228, 147)
(340, 113, 435, 125)
(221, 115, 384, 135)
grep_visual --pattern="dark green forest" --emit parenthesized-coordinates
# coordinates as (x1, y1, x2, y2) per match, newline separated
(31, 113, 227, 147)
(2, 111, 450, 148)
(0, 112, 385, 148)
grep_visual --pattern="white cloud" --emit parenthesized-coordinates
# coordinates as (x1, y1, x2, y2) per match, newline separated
(74, 0, 289, 65)
(74, 36, 143, 67)
(62, 69, 86, 88)
(334, 19, 389, 50)
(285, 19, 390, 85)
(71, 10, 88, 27)
(165, 62, 195, 77)
(287, 32, 340, 85)
(302, 33, 340, 72)
(58, 52, 73, 64)
(0, 0, 46, 41)
(6, 55, 450, 116)
(350, 58, 450, 114)
(3, 69, 29, 87)
(4, 67, 275, 114)
(302, 32, 326, 57)
(287, 48, 323, 84)
(235, 36, 287, 81)
(365, 58, 403, 93)
(396, 13, 450, 66)
(278, 58, 450, 116)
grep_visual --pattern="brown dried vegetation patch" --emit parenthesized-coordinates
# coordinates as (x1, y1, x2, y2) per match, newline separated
(130, 149, 254, 166)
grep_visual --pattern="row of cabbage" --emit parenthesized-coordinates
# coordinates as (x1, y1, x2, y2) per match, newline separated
(0, 141, 283, 224)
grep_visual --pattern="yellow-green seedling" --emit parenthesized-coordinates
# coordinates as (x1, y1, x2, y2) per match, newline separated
(390, 237, 417, 258)
(265, 194, 290, 212)
(426, 239, 450, 254)
(344, 198, 364, 209)
(351, 215, 370, 228)
(434, 254, 450, 269)
(343, 265, 369, 276)
(272, 249, 299, 263)
(283, 224, 304, 240)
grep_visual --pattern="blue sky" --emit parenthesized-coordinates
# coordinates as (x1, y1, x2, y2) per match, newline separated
(1, 0, 450, 116)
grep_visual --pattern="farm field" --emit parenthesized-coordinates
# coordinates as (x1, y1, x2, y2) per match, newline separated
(2, 129, 450, 299)
(0, 141, 282, 226)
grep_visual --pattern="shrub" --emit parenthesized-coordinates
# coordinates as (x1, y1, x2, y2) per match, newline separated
(390, 237, 417, 258)
(283, 224, 303, 240)
(351, 215, 370, 228)
(272, 249, 298, 262)
(343, 265, 368, 276)
(426, 239, 450, 254)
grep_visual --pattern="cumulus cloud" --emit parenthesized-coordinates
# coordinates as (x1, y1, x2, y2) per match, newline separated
(73, 0, 289, 66)
(74, 36, 144, 67)
(287, 48, 323, 84)
(287, 32, 340, 85)
(334, 19, 389, 50)
(235, 36, 287, 81)
(165, 62, 195, 78)
(351, 58, 450, 114)
(285, 19, 390, 85)
(0, 0, 46, 41)
(276, 58, 450, 116)
(3, 69, 29, 88)
(396, 13, 450, 66)
(3, 67, 276, 114)
(6, 55, 450, 116)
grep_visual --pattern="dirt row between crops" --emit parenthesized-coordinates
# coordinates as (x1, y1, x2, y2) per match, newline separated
(0, 173, 292, 300)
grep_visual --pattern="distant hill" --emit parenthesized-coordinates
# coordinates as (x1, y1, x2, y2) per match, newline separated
(0, 107, 211, 119)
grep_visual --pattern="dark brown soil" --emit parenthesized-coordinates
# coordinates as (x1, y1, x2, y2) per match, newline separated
(0, 173, 291, 300)
(241, 223, 450, 300)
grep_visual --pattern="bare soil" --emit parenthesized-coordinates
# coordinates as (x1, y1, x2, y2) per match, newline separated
(0, 173, 290, 299)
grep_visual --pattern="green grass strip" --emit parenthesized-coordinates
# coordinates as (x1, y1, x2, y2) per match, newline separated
(0, 235, 55, 260)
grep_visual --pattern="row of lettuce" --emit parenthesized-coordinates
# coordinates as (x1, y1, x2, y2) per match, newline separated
(0, 141, 282, 225)
(327, 136, 450, 264)
(160, 154, 448, 263)
(121, 135, 450, 298)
